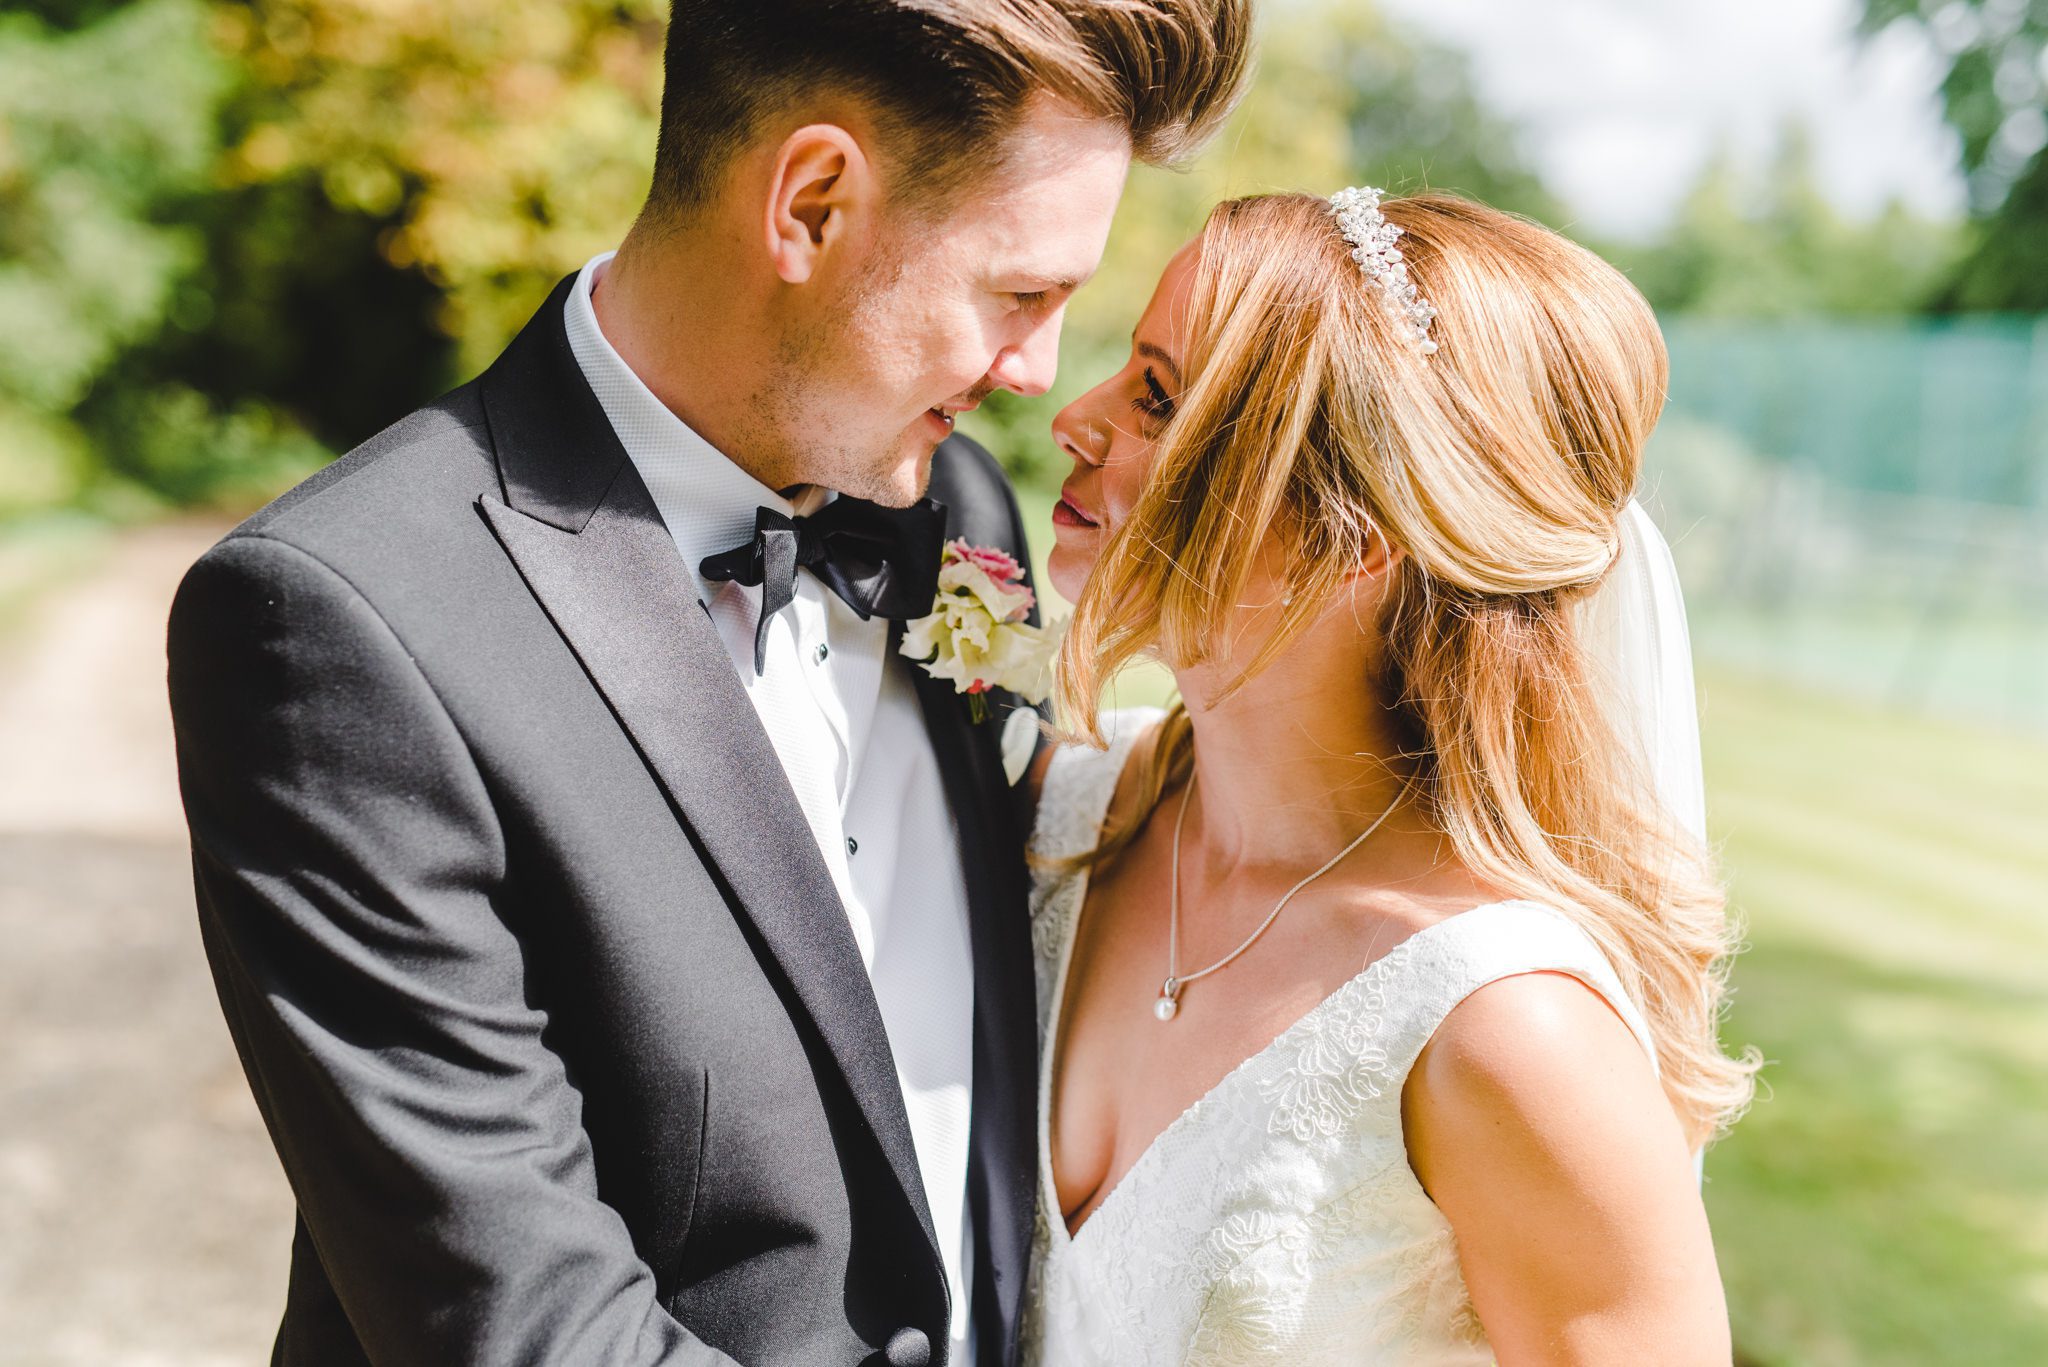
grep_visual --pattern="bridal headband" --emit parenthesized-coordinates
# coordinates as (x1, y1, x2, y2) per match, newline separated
(1329, 186, 1439, 356)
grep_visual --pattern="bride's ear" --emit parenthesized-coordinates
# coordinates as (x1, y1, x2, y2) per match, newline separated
(1330, 525, 1404, 628)
(1347, 522, 1403, 585)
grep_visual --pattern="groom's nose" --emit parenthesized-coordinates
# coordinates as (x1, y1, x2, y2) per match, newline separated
(987, 310, 1063, 398)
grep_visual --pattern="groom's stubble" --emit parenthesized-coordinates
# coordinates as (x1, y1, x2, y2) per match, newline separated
(758, 231, 935, 507)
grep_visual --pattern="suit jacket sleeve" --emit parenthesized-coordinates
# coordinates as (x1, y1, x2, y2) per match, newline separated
(167, 533, 738, 1367)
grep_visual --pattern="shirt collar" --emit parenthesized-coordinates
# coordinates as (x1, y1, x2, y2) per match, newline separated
(563, 251, 813, 597)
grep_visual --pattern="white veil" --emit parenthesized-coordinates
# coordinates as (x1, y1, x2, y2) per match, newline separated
(1574, 500, 1708, 846)
(1575, 501, 1711, 1173)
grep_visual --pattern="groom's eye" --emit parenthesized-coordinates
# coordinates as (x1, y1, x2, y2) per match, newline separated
(1012, 290, 1051, 310)
(1132, 367, 1176, 424)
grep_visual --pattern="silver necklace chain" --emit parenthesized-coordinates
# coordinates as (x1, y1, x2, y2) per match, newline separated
(1157, 769, 1412, 1022)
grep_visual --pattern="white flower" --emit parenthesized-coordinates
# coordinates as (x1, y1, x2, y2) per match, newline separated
(900, 539, 1066, 718)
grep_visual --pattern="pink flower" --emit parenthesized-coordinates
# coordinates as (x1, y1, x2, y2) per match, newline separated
(951, 540, 1024, 586)
(937, 540, 1035, 623)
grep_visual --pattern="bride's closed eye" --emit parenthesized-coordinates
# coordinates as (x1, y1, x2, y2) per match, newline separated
(1132, 366, 1176, 425)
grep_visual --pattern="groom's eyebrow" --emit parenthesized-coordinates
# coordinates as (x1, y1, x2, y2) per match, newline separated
(1137, 341, 1183, 387)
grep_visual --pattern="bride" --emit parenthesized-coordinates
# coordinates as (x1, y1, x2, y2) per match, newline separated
(1022, 188, 1760, 1363)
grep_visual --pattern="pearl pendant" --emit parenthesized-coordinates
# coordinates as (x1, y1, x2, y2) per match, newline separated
(1154, 978, 1181, 1022)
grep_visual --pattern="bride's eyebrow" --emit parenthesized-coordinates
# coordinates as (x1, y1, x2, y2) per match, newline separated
(1136, 340, 1183, 388)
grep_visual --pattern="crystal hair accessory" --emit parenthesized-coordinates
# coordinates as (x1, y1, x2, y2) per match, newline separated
(1329, 186, 1439, 356)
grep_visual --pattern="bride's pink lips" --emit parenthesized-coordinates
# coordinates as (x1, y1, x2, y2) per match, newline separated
(1052, 495, 1100, 530)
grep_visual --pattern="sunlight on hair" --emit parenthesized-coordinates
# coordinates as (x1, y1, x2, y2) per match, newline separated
(1055, 191, 1761, 1149)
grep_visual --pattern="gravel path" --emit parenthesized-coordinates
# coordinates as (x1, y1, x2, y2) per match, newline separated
(0, 522, 291, 1366)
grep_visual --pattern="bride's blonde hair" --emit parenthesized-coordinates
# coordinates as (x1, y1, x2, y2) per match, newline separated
(1057, 191, 1759, 1147)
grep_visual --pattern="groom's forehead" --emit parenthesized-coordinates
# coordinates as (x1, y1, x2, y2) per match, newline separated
(933, 208, 1103, 292)
(923, 106, 1131, 270)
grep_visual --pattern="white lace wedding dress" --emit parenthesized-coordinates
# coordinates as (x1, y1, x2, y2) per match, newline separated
(1022, 710, 1662, 1365)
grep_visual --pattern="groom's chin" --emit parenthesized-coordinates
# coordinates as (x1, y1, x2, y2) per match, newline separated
(866, 433, 940, 508)
(817, 431, 938, 508)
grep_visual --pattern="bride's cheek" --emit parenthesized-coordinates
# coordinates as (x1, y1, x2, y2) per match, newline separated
(1100, 449, 1153, 525)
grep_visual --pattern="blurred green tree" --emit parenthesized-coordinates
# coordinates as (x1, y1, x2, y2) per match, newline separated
(211, 0, 668, 379)
(0, 0, 337, 515)
(1, 0, 219, 512)
(1860, 0, 2048, 309)
(1606, 127, 1963, 317)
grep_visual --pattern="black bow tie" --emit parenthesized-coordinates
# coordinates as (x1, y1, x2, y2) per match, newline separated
(699, 497, 947, 675)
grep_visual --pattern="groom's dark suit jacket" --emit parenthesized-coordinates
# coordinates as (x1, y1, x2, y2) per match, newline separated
(166, 277, 1041, 1367)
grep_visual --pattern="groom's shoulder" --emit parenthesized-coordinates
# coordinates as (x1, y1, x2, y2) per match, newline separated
(930, 430, 1010, 505)
(174, 382, 502, 634)
(234, 383, 495, 547)
(929, 430, 1025, 551)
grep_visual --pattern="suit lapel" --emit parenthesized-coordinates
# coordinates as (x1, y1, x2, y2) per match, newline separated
(903, 449, 1045, 1364)
(473, 278, 938, 1259)
(903, 658, 1038, 1364)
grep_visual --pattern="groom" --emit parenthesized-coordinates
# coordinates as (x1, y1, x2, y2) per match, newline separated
(167, 2, 1248, 1364)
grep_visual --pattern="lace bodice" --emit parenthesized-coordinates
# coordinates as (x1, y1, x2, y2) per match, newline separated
(1022, 710, 1661, 1365)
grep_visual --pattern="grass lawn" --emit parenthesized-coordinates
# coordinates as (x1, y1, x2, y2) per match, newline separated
(1015, 482, 2048, 1362)
(1701, 670, 2048, 1366)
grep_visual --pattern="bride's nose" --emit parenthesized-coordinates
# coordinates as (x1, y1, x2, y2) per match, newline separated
(1052, 395, 1111, 468)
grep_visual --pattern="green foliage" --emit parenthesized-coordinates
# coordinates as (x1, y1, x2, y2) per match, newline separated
(1858, 0, 2048, 309)
(85, 383, 331, 510)
(212, 0, 669, 374)
(118, 168, 456, 454)
(1606, 130, 1964, 317)
(1946, 153, 2048, 310)
(0, 0, 334, 516)
(0, 0, 223, 416)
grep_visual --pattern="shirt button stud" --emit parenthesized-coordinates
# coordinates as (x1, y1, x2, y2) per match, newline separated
(814, 642, 830, 664)
(845, 836, 859, 856)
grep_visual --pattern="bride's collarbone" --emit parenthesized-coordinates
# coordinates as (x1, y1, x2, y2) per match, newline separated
(1050, 857, 1490, 1233)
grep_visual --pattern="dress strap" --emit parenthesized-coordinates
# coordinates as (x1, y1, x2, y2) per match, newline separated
(1366, 900, 1659, 1121)
(1029, 707, 1166, 865)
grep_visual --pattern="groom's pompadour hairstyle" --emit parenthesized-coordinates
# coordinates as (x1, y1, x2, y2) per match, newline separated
(647, 0, 1254, 217)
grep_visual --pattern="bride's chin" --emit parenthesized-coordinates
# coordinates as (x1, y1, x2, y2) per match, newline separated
(1045, 541, 1093, 605)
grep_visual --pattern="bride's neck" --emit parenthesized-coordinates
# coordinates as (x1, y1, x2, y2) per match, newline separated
(1171, 625, 1414, 870)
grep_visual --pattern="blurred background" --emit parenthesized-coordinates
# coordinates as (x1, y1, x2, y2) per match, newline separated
(1, 0, 2044, 1361)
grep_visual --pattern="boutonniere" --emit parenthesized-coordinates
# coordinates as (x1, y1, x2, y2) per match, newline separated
(900, 540, 1065, 730)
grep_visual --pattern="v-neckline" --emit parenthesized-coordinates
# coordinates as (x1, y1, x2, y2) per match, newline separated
(1035, 739, 1524, 1247)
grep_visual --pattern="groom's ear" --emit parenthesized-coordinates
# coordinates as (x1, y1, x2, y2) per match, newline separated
(763, 123, 875, 286)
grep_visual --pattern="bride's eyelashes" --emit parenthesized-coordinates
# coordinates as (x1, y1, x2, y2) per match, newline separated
(1132, 366, 1177, 426)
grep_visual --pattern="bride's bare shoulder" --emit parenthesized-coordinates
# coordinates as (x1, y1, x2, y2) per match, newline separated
(1406, 970, 1659, 1143)
(1400, 971, 1726, 1359)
